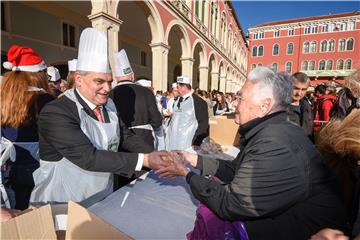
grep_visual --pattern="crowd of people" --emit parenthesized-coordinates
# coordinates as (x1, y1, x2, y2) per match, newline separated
(1, 27, 360, 240)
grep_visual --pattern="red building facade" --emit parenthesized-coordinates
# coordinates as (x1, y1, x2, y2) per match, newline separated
(248, 11, 360, 86)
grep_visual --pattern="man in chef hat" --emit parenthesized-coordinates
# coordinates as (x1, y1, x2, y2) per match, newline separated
(165, 76, 209, 151)
(66, 59, 77, 89)
(47, 66, 62, 96)
(30, 28, 170, 205)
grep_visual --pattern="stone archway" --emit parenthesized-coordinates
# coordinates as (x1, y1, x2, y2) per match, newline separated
(192, 40, 207, 90)
(208, 52, 217, 91)
(165, 21, 192, 89)
(218, 60, 226, 92)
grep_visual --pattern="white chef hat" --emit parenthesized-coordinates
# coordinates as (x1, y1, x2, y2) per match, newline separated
(136, 79, 152, 88)
(113, 49, 133, 77)
(176, 76, 192, 85)
(47, 66, 61, 82)
(172, 82, 177, 89)
(76, 28, 111, 73)
(68, 59, 77, 72)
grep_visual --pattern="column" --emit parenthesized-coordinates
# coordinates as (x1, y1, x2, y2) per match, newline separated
(181, 57, 194, 79)
(150, 42, 170, 92)
(88, 12, 122, 75)
(219, 75, 226, 92)
(199, 66, 209, 91)
(211, 72, 219, 91)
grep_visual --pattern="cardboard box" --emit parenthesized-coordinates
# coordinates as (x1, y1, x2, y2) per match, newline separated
(209, 115, 240, 145)
(1, 201, 132, 240)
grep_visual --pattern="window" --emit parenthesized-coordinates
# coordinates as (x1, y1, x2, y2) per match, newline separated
(271, 63, 278, 72)
(348, 22, 355, 30)
(310, 41, 317, 53)
(201, 0, 205, 22)
(319, 60, 325, 70)
(322, 24, 328, 32)
(328, 40, 335, 52)
(320, 40, 327, 52)
(301, 61, 308, 71)
(220, 13, 226, 44)
(1, 2, 6, 31)
(340, 23, 346, 31)
(309, 61, 315, 70)
(286, 62, 292, 73)
(253, 33, 258, 40)
(274, 30, 280, 38)
(210, 2, 218, 35)
(311, 26, 318, 34)
(346, 38, 354, 51)
(252, 64, 256, 70)
(339, 39, 346, 51)
(288, 29, 294, 36)
(62, 22, 76, 47)
(303, 41, 309, 53)
(304, 26, 311, 34)
(140, 51, 147, 66)
(345, 59, 352, 70)
(287, 43, 293, 54)
(336, 60, 344, 70)
(273, 44, 279, 55)
(258, 46, 264, 56)
(259, 32, 264, 39)
(195, 0, 199, 17)
(326, 60, 333, 70)
(331, 23, 337, 32)
(252, 46, 257, 57)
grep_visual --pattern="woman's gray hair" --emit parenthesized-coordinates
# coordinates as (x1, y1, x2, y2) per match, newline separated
(247, 66, 293, 111)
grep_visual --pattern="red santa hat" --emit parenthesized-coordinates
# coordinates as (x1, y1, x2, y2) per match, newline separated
(2, 45, 47, 72)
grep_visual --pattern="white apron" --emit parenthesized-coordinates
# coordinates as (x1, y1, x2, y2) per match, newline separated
(165, 93, 198, 151)
(30, 89, 120, 206)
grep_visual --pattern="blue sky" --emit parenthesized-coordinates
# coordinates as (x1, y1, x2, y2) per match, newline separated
(232, 1, 360, 34)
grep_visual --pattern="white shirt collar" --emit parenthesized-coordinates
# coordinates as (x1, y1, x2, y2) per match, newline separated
(76, 88, 98, 110)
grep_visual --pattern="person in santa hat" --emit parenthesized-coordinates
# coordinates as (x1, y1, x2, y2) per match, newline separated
(1, 45, 55, 210)
(29, 28, 171, 206)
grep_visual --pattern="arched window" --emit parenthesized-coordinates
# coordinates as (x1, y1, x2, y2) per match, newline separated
(321, 40, 327, 52)
(287, 43, 293, 54)
(271, 63, 278, 72)
(301, 61, 308, 71)
(201, 0, 205, 22)
(220, 13, 226, 44)
(319, 60, 325, 70)
(336, 60, 344, 70)
(346, 38, 354, 51)
(286, 62, 292, 73)
(258, 46, 264, 56)
(326, 60, 333, 70)
(303, 42, 309, 53)
(345, 59, 352, 70)
(328, 40, 335, 52)
(309, 61, 315, 70)
(252, 46, 257, 57)
(273, 44, 279, 55)
(195, 0, 199, 17)
(339, 39, 346, 51)
(310, 41, 317, 52)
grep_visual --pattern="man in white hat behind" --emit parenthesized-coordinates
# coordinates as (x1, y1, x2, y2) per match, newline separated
(30, 28, 170, 206)
(110, 49, 162, 188)
(47, 66, 62, 96)
(165, 76, 209, 151)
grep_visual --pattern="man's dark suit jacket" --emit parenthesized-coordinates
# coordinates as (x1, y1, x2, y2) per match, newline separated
(186, 112, 348, 240)
(111, 82, 162, 153)
(38, 89, 138, 178)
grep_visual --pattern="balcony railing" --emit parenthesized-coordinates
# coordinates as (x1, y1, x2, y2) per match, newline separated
(170, 0, 191, 21)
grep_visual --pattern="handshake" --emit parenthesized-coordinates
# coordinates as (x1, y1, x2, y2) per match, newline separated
(143, 150, 198, 178)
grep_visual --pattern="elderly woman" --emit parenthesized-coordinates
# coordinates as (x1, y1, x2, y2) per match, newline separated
(1, 45, 54, 210)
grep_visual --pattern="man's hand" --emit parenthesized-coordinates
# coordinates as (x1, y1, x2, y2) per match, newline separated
(172, 150, 198, 167)
(143, 151, 174, 171)
(1, 208, 21, 223)
(155, 152, 190, 178)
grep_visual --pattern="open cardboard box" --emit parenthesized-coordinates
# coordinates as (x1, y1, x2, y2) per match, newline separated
(209, 115, 240, 145)
(1, 201, 132, 239)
